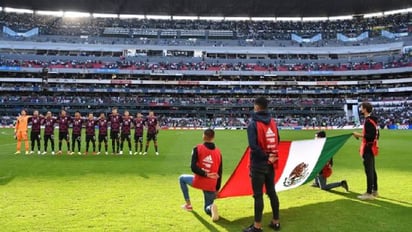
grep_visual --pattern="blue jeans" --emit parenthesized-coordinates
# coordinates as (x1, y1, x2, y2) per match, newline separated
(179, 174, 216, 215)
(315, 175, 342, 190)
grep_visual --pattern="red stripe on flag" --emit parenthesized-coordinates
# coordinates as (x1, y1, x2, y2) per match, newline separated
(275, 141, 292, 184)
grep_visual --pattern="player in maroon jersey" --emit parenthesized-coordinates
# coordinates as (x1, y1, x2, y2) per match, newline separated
(133, 113, 145, 155)
(144, 111, 160, 155)
(96, 112, 109, 155)
(71, 112, 83, 155)
(109, 108, 122, 155)
(84, 113, 96, 155)
(57, 110, 71, 155)
(120, 110, 133, 155)
(29, 110, 43, 155)
(42, 111, 56, 155)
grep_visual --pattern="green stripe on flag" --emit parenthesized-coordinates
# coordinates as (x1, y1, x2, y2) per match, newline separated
(303, 134, 352, 184)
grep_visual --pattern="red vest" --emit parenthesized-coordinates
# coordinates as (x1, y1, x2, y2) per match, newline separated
(256, 119, 279, 168)
(360, 118, 379, 156)
(192, 144, 222, 192)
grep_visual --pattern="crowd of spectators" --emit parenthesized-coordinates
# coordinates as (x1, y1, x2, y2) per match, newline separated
(1, 56, 411, 72)
(0, 11, 410, 44)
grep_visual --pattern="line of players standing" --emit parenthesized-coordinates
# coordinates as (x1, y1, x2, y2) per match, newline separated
(28, 108, 160, 156)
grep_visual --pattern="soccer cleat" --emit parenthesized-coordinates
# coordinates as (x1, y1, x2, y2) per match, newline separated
(14, 151, 21, 155)
(29, 151, 34, 154)
(211, 204, 219, 222)
(78, 152, 82, 155)
(25, 151, 30, 155)
(97, 152, 101, 155)
(243, 225, 263, 232)
(143, 152, 147, 156)
(134, 152, 138, 155)
(341, 180, 349, 192)
(357, 193, 375, 200)
(38, 151, 41, 155)
(269, 221, 281, 231)
(119, 151, 123, 155)
(181, 204, 193, 211)
(156, 152, 159, 156)
(105, 152, 108, 155)
(51, 151, 55, 155)
(139, 152, 142, 155)
(42, 151, 47, 155)
(372, 191, 379, 197)
(129, 151, 132, 155)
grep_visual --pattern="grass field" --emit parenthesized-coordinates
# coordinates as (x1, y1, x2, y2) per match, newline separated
(0, 128, 411, 232)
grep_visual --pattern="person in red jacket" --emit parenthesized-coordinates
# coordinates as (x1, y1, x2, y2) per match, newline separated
(311, 131, 349, 192)
(178, 129, 222, 222)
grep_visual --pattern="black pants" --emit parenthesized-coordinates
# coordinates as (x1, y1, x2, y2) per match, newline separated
(44, 134, 55, 151)
(85, 135, 96, 152)
(363, 148, 378, 194)
(251, 165, 280, 222)
(30, 131, 41, 151)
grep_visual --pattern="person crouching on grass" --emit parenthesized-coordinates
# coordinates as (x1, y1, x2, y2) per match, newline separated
(178, 129, 222, 222)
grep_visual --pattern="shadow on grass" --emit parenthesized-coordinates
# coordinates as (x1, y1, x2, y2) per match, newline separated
(218, 197, 412, 231)
(0, 174, 15, 185)
(191, 211, 220, 232)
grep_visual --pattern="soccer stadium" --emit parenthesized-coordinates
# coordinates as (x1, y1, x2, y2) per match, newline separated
(0, 0, 411, 231)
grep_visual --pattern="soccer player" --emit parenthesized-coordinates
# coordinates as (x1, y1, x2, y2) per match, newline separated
(85, 113, 96, 155)
(57, 110, 71, 155)
(14, 109, 31, 155)
(71, 112, 83, 155)
(96, 112, 109, 155)
(29, 110, 43, 155)
(120, 110, 133, 155)
(109, 108, 122, 155)
(143, 110, 159, 155)
(244, 97, 280, 232)
(42, 111, 56, 155)
(133, 113, 145, 155)
(179, 129, 222, 221)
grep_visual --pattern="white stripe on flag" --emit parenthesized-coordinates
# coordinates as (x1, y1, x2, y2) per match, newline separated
(275, 138, 326, 192)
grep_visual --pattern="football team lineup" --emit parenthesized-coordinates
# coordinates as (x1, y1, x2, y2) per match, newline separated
(1, 127, 411, 231)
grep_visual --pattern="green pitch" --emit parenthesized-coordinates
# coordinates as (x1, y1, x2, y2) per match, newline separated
(0, 129, 411, 232)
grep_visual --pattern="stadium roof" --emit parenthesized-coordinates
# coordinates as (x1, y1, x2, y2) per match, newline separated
(2, 0, 411, 17)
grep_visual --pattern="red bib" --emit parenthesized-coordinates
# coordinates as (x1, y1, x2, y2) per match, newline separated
(192, 144, 222, 192)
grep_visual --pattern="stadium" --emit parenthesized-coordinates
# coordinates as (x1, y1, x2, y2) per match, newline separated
(0, 0, 411, 231)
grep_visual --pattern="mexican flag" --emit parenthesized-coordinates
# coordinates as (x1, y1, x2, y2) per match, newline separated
(218, 134, 351, 198)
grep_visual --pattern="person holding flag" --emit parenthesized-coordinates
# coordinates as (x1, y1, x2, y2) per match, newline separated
(352, 102, 379, 200)
(312, 131, 349, 192)
(14, 109, 32, 155)
(178, 129, 222, 222)
(244, 97, 280, 232)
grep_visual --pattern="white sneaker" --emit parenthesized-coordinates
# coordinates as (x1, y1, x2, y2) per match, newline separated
(119, 151, 123, 155)
(97, 152, 101, 155)
(14, 151, 21, 155)
(29, 151, 34, 154)
(38, 151, 41, 155)
(105, 152, 108, 155)
(129, 151, 132, 155)
(139, 152, 142, 155)
(211, 204, 219, 221)
(42, 151, 47, 155)
(25, 151, 30, 155)
(78, 152, 81, 155)
(143, 152, 147, 156)
(51, 151, 55, 155)
(155, 152, 159, 156)
(134, 152, 138, 155)
(357, 193, 375, 200)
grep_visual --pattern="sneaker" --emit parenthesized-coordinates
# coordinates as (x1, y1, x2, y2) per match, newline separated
(29, 151, 34, 154)
(243, 225, 263, 232)
(97, 152, 101, 155)
(181, 204, 193, 211)
(341, 180, 349, 192)
(269, 221, 281, 231)
(311, 182, 319, 187)
(372, 191, 379, 197)
(155, 152, 159, 156)
(134, 152, 138, 155)
(105, 152, 108, 155)
(143, 152, 147, 156)
(51, 151, 55, 155)
(129, 151, 132, 155)
(139, 152, 142, 155)
(357, 193, 375, 200)
(78, 152, 81, 155)
(14, 151, 21, 155)
(119, 151, 123, 155)
(41, 151, 47, 155)
(37, 151, 41, 155)
(211, 204, 219, 221)
(25, 151, 30, 155)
